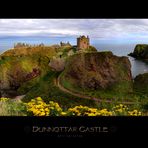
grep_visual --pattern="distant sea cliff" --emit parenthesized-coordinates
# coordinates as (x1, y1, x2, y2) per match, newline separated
(128, 44, 148, 60)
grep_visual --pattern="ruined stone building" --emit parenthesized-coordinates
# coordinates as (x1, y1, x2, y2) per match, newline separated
(77, 35, 90, 50)
(60, 41, 71, 46)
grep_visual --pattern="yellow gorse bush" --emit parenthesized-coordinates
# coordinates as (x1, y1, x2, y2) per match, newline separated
(26, 97, 50, 116)
(112, 104, 143, 116)
(67, 105, 90, 116)
(0, 97, 143, 116)
(0, 98, 10, 102)
(97, 109, 113, 116)
(25, 97, 143, 116)
(112, 104, 129, 115)
(66, 105, 113, 116)
(48, 101, 63, 116)
(26, 97, 63, 116)
(128, 110, 142, 116)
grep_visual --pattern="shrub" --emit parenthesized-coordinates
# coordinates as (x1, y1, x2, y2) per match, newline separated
(66, 105, 112, 116)
(0, 97, 144, 116)
(26, 97, 62, 116)
(26, 97, 50, 116)
(0, 98, 27, 116)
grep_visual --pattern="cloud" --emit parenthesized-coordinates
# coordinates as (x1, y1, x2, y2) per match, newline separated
(0, 19, 148, 41)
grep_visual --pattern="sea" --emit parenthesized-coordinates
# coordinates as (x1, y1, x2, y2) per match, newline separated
(0, 36, 148, 78)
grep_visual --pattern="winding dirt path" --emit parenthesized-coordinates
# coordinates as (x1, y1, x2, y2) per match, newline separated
(54, 76, 90, 99)
(54, 75, 136, 105)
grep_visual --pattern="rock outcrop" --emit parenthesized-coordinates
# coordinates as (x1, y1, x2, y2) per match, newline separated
(134, 73, 148, 95)
(49, 58, 65, 72)
(0, 43, 133, 99)
(61, 52, 133, 94)
(128, 44, 148, 60)
(0, 54, 42, 97)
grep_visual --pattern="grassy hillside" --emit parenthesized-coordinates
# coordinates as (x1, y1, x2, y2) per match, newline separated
(128, 44, 148, 60)
(19, 70, 97, 109)
(134, 73, 148, 96)
(0, 45, 98, 109)
(60, 52, 133, 101)
(1, 44, 148, 112)
(1, 46, 57, 57)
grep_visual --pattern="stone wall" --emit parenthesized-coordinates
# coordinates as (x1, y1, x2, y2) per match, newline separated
(77, 35, 89, 50)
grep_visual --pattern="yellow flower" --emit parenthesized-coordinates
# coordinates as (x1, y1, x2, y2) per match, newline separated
(116, 109, 123, 113)
(0, 97, 9, 102)
(39, 112, 46, 116)
(61, 112, 67, 116)
(25, 98, 143, 116)
(88, 113, 96, 116)
(45, 108, 49, 112)
(128, 109, 142, 116)
(36, 97, 42, 101)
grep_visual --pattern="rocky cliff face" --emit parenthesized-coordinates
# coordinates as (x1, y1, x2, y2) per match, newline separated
(61, 52, 133, 94)
(0, 45, 133, 99)
(134, 73, 148, 95)
(0, 55, 43, 97)
(129, 44, 148, 59)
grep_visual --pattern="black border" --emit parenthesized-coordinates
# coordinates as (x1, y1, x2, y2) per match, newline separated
(1, 1, 148, 18)
(0, 116, 148, 141)
(0, 4, 148, 143)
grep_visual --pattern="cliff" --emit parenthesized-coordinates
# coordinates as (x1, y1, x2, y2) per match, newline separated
(134, 73, 148, 95)
(0, 45, 133, 104)
(128, 44, 148, 60)
(0, 46, 56, 97)
(60, 52, 133, 98)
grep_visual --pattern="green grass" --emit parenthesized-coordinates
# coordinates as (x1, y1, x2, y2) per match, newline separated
(59, 69, 148, 112)
(1, 46, 148, 112)
(0, 100, 26, 116)
(0, 97, 146, 116)
(60, 61, 133, 102)
(21, 70, 98, 109)
(1, 48, 98, 109)
(59, 71, 82, 92)
(0, 56, 11, 64)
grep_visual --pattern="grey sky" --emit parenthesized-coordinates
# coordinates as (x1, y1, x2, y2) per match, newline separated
(0, 19, 148, 41)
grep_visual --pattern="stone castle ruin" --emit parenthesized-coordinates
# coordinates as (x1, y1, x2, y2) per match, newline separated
(13, 35, 90, 51)
(14, 43, 44, 48)
(60, 41, 71, 47)
(77, 35, 90, 50)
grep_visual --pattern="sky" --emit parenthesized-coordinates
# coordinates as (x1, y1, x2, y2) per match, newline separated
(1, 19, 148, 44)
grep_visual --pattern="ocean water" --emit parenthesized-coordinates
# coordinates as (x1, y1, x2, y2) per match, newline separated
(94, 43, 148, 78)
(0, 36, 148, 78)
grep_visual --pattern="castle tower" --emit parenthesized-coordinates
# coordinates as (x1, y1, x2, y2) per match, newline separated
(77, 35, 90, 50)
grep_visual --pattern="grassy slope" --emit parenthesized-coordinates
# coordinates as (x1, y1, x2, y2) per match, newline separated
(134, 73, 148, 96)
(0, 46, 97, 109)
(60, 52, 133, 100)
(1, 46, 148, 112)
(59, 52, 148, 113)
(20, 70, 97, 109)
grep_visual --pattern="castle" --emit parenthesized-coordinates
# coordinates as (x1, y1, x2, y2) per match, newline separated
(13, 35, 90, 51)
(14, 42, 44, 48)
(77, 35, 90, 50)
(60, 41, 71, 46)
